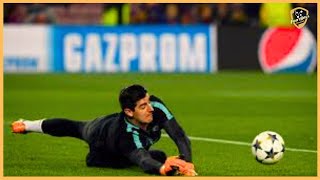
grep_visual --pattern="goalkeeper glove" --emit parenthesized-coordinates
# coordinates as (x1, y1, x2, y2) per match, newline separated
(159, 156, 188, 176)
(178, 162, 198, 176)
(159, 155, 198, 176)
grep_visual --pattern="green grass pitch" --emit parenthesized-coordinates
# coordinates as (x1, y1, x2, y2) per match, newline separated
(3, 72, 317, 176)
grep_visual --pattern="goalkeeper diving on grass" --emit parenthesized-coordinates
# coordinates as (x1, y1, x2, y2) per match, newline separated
(11, 84, 197, 176)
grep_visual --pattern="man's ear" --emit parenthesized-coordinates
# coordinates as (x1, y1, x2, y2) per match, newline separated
(124, 108, 134, 118)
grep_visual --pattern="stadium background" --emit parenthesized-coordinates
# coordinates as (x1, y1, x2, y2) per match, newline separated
(3, 3, 317, 176)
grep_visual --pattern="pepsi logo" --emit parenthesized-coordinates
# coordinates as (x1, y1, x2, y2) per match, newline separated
(258, 27, 317, 73)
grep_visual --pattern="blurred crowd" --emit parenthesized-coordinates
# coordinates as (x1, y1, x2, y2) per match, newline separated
(4, 3, 317, 28)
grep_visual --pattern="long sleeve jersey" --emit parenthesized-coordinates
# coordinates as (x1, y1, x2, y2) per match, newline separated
(82, 95, 191, 174)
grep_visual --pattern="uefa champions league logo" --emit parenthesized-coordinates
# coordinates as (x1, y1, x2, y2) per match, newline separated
(290, 7, 310, 29)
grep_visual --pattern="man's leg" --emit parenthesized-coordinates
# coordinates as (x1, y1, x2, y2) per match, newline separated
(12, 118, 86, 140)
(42, 118, 86, 139)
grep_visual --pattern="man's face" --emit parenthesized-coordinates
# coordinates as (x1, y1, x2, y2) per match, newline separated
(127, 93, 154, 124)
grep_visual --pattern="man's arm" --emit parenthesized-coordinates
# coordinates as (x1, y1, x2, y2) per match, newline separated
(117, 133, 164, 175)
(127, 148, 163, 174)
(163, 119, 192, 162)
(150, 95, 192, 162)
(126, 148, 192, 176)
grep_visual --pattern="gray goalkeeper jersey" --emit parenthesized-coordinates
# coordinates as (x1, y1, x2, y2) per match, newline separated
(82, 95, 192, 174)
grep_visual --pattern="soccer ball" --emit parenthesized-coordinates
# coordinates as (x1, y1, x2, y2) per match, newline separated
(251, 131, 285, 164)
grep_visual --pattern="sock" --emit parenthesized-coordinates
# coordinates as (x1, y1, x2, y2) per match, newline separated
(24, 119, 45, 133)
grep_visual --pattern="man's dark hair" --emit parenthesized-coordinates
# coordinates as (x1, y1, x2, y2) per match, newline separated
(119, 84, 148, 111)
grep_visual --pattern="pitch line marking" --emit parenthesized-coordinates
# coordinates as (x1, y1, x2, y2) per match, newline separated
(162, 134, 317, 153)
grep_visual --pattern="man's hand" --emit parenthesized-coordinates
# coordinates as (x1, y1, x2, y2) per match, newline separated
(178, 162, 198, 176)
(159, 156, 188, 175)
(159, 155, 198, 176)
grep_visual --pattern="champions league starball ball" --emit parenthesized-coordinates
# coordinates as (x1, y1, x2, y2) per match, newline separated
(251, 131, 285, 164)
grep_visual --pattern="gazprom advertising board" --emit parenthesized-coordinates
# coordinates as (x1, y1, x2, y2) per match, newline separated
(4, 25, 216, 73)
(51, 25, 217, 73)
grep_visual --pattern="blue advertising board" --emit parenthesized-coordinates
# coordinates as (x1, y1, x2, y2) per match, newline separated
(51, 25, 217, 73)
